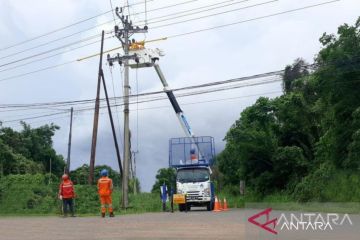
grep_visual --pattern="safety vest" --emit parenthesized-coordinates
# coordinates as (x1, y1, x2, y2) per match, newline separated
(97, 177, 113, 196)
(191, 153, 198, 161)
(60, 180, 74, 199)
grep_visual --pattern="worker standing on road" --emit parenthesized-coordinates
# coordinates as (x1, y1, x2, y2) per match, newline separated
(97, 169, 115, 218)
(58, 174, 76, 217)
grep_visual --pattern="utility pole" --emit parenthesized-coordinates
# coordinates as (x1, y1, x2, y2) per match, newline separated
(100, 70, 123, 177)
(66, 107, 74, 174)
(107, 7, 147, 208)
(89, 30, 105, 185)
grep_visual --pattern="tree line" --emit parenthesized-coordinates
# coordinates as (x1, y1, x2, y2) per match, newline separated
(217, 17, 360, 201)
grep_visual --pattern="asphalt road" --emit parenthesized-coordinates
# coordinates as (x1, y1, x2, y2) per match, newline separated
(0, 209, 359, 240)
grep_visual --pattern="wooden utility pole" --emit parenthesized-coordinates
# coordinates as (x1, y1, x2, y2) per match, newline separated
(107, 7, 147, 208)
(89, 30, 105, 185)
(100, 71, 123, 176)
(66, 107, 73, 174)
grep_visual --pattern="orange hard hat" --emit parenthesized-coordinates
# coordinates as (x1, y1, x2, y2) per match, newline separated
(62, 174, 69, 180)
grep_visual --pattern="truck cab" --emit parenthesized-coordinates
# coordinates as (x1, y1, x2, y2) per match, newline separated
(176, 166, 214, 211)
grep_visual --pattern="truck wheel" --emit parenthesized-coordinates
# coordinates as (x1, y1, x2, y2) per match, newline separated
(206, 202, 214, 211)
(179, 204, 186, 212)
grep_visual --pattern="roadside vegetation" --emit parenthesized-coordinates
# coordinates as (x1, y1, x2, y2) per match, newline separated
(216, 17, 360, 204)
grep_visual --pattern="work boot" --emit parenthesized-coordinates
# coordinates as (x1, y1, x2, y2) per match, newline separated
(109, 212, 115, 217)
(101, 213, 105, 218)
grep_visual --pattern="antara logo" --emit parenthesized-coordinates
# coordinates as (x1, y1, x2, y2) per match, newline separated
(248, 208, 278, 235)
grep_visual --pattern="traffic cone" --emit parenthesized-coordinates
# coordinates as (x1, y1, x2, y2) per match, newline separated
(213, 196, 222, 212)
(223, 198, 229, 211)
(219, 198, 223, 210)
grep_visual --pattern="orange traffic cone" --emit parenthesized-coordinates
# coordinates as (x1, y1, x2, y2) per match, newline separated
(223, 198, 229, 211)
(219, 198, 223, 210)
(213, 196, 222, 212)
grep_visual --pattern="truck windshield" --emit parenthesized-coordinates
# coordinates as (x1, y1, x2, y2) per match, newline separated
(177, 169, 209, 183)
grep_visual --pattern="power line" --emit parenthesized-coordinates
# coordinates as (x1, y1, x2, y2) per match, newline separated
(109, 0, 117, 24)
(2, 51, 359, 110)
(2, 69, 360, 124)
(0, 34, 102, 68)
(0, 0, 274, 68)
(1, 111, 69, 123)
(5, 75, 360, 126)
(136, 0, 251, 24)
(0, 60, 76, 82)
(0, 0, 342, 82)
(0, 10, 112, 52)
(0, 0, 156, 52)
(1, 70, 283, 108)
(130, 0, 201, 17)
(167, 0, 341, 38)
(2, 85, 282, 125)
(0, 0, 200, 60)
(0, 20, 115, 61)
(0, 38, 108, 74)
(148, 0, 271, 27)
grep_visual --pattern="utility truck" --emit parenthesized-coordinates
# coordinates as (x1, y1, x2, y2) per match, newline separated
(169, 136, 215, 211)
(110, 40, 216, 211)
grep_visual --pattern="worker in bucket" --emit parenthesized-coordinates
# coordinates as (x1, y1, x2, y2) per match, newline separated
(97, 169, 114, 218)
(58, 174, 76, 217)
(190, 147, 198, 163)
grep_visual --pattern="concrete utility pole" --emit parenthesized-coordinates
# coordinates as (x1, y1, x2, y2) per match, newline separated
(66, 107, 73, 174)
(89, 30, 105, 185)
(107, 7, 147, 208)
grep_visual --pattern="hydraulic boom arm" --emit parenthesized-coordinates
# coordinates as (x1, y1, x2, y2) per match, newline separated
(153, 63, 195, 139)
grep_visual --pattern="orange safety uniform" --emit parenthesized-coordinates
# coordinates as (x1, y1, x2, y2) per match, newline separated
(59, 179, 75, 199)
(97, 176, 113, 214)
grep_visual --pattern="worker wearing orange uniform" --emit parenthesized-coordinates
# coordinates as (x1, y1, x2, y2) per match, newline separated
(58, 174, 76, 217)
(97, 169, 114, 218)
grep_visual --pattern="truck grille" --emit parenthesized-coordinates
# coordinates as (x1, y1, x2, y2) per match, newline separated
(186, 191, 202, 201)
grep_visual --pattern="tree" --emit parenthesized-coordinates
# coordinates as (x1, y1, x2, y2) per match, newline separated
(70, 164, 122, 186)
(217, 17, 360, 197)
(0, 123, 65, 176)
(151, 168, 176, 193)
(282, 58, 309, 94)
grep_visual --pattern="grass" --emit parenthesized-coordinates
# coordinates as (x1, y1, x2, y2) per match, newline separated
(1, 173, 360, 216)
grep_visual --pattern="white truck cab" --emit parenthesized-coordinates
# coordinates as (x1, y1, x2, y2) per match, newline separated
(176, 167, 214, 211)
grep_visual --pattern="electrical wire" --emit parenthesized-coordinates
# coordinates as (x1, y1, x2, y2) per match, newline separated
(0, 70, 283, 108)
(0, 21, 115, 61)
(0, 10, 113, 52)
(0, 34, 102, 68)
(0, 0, 202, 60)
(0, 0, 157, 52)
(2, 88, 282, 126)
(0, 37, 109, 74)
(136, 0, 250, 24)
(166, 0, 340, 38)
(0, 0, 341, 82)
(3, 74, 360, 126)
(144, 0, 263, 26)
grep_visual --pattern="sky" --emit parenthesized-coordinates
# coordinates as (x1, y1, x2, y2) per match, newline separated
(0, 0, 359, 191)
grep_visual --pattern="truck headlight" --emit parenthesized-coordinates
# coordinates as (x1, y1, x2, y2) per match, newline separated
(177, 189, 184, 194)
(204, 188, 210, 196)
